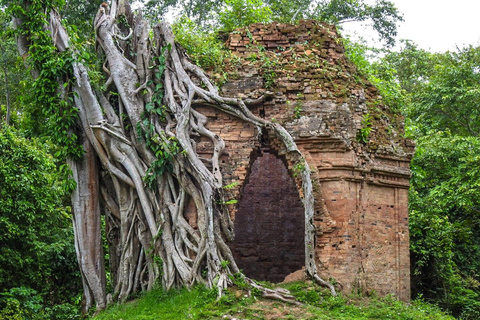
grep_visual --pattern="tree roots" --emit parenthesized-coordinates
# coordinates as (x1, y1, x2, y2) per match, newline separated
(47, 0, 335, 312)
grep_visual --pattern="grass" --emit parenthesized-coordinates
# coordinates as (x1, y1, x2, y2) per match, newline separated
(91, 286, 219, 320)
(91, 281, 454, 320)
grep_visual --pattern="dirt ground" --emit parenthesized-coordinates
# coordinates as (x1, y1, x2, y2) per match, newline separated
(219, 300, 313, 320)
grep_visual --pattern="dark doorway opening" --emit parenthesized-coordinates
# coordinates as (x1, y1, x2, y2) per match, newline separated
(230, 150, 305, 283)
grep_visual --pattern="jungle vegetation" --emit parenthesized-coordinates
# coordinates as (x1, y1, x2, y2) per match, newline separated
(0, 0, 479, 319)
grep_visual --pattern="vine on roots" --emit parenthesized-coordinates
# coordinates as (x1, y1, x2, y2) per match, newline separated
(137, 44, 181, 188)
(11, 0, 336, 313)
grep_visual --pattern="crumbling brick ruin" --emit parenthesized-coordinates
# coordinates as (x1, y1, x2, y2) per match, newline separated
(196, 20, 414, 300)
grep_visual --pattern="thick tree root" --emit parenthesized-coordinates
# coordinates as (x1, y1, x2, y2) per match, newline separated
(245, 278, 302, 305)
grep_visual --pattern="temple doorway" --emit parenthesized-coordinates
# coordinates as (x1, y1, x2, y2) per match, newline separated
(230, 150, 305, 282)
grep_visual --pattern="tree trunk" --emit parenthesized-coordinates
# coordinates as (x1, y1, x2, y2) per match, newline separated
(68, 134, 107, 313)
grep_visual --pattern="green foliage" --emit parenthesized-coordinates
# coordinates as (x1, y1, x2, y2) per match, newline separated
(243, 44, 282, 89)
(0, 10, 27, 127)
(60, 0, 98, 40)
(218, 0, 272, 32)
(23, 48, 80, 159)
(0, 127, 81, 317)
(172, 16, 230, 75)
(220, 260, 230, 269)
(166, 0, 404, 88)
(92, 286, 219, 320)
(410, 46, 480, 137)
(292, 161, 306, 177)
(346, 36, 480, 318)
(140, 0, 402, 47)
(137, 46, 181, 188)
(315, 0, 403, 47)
(262, 70, 276, 89)
(0, 287, 80, 320)
(293, 94, 303, 119)
(293, 105, 302, 119)
(409, 132, 480, 318)
(0, 287, 43, 320)
(373, 43, 480, 318)
(381, 40, 436, 94)
(5, 0, 82, 159)
(229, 273, 249, 290)
(149, 0, 402, 47)
(287, 282, 453, 319)
(344, 39, 407, 111)
(223, 181, 239, 189)
(141, 0, 220, 28)
(141, 130, 181, 188)
(379, 42, 480, 137)
(342, 38, 373, 75)
(3, 1, 475, 318)
(356, 112, 372, 143)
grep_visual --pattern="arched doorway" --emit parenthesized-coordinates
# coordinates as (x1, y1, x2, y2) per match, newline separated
(230, 150, 305, 282)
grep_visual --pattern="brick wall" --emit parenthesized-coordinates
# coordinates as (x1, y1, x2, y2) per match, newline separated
(199, 20, 414, 300)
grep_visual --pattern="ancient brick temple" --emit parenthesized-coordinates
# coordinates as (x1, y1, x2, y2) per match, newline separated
(198, 20, 414, 300)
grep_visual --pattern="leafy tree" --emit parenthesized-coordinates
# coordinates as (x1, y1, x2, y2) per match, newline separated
(409, 132, 480, 318)
(171, 15, 232, 79)
(140, 0, 220, 26)
(409, 46, 480, 137)
(61, 0, 99, 37)
(313, 0, 403, 46)
(380, 43, 480, 137)
(219, 0, 272, 32)
(344, 39, 407, 111)
(380, 40, 437, 94)
(142, 0, 403, 45)
(0, 127, 81, 317)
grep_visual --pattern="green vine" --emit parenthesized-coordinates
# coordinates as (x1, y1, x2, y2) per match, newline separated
(7, 0, 83, 161)
(137, 45, 181, 189)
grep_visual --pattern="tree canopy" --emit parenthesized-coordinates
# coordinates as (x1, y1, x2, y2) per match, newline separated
(143, 0, 402, 45)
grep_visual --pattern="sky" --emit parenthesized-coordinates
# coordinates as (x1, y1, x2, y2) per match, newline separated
(342, 0, 480, 52)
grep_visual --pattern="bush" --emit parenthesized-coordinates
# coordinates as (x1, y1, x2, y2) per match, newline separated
(0, 287, 80, 320)
(218, 0, 272, 32)
(172, 16, 229, 71)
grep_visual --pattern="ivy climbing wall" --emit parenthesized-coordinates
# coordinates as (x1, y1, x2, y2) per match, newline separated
(196, 20, 414, 300)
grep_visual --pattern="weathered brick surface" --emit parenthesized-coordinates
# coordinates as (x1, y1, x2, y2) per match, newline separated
(199, 20, 414, 300)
